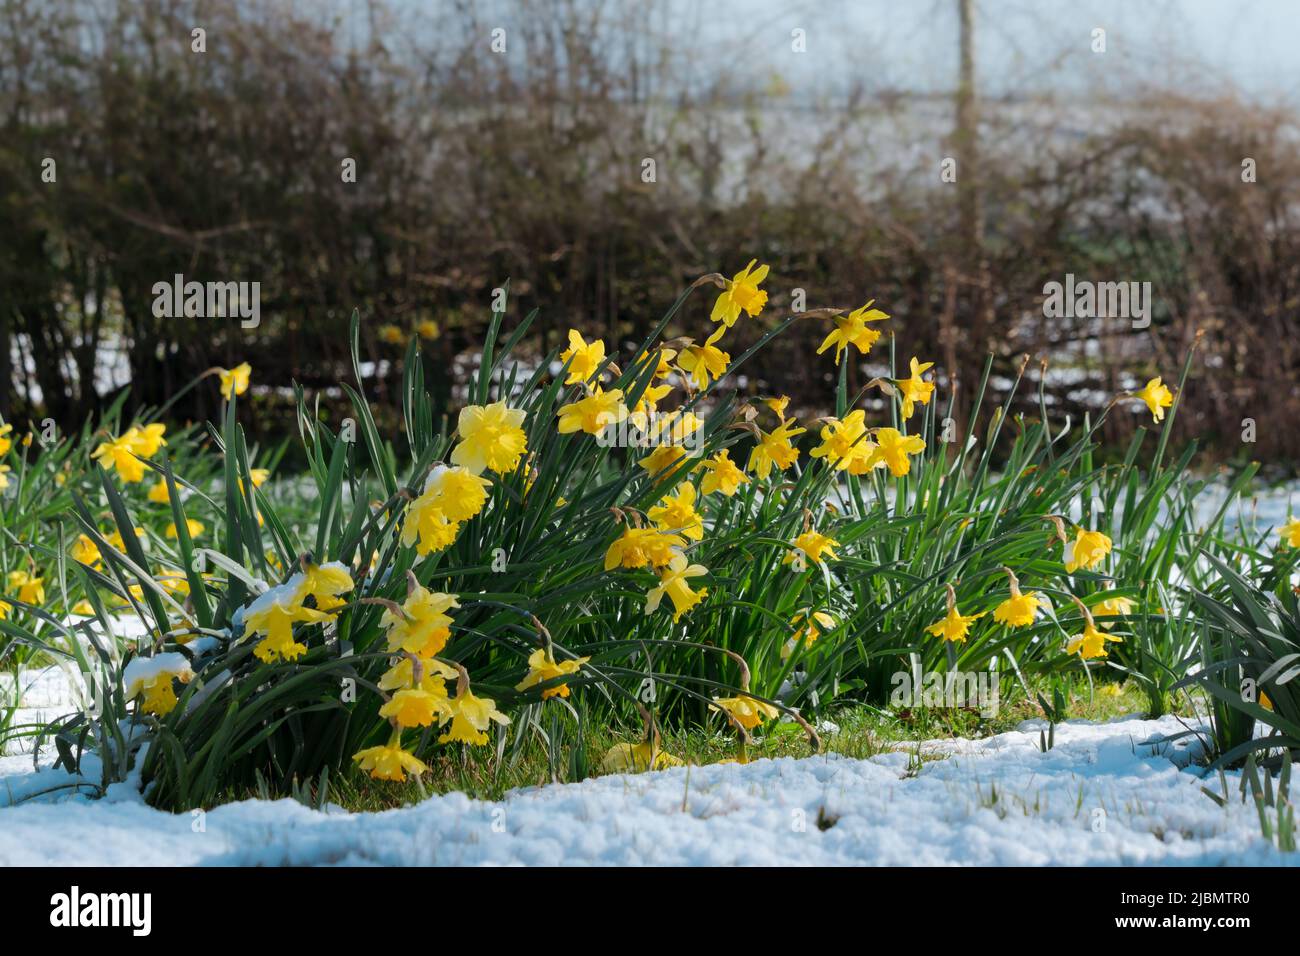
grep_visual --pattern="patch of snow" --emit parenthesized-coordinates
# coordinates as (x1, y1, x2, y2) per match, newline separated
(1, 683, 1293, 864)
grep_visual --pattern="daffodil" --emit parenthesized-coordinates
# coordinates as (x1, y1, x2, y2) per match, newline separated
(377, 325, 406, 345)
(400, 494, 461, 556)
(645, 551, 708, 621)
(294, 560, 354, 612)
(556, 386, 627, 436)
(784, 529, 839, 567)
(452, 400, 528, 475)
(383, 585, 460, 658)
(708, 260, 769, 342)
(558, 329, 607, 386)
(817, 301, 888, 364)
(1280, 517, 1300, 548)
(166, 518, 205, 539)
(243, 581, 331, 663)
(0, 422, 11, 456)
(676, 342, 730, 389)
(992, 569, 1043, 628)
(1064, 527, 1112, 573)
(711, 694, 779, 730)
(416, 318, 440, 340)
(604, 527, 686, 570)
(1095, 595, 1136, 618)
(0, 464, 9, 491)
(380, 685, 452, 728)
(353, 742, 428, 781)
(379, 655, 458, 692)
(515, 648, 590, 700)
(747, 418, 804, 479)
(6, 570, 44, 605)
(809, 410, 876, 473)
(1134, 376, 1173, 423)
(870, 427, 926, 477)
(897, 357, 936, 420)
(419, 464, 493, 522)
(218, 362, 252, 399)
(71, 534, 102, 568)
(126, 424, 167, 458)
(647, 481, 704, 540)
(926, 585, 983, 643)
(123, 653, 194, 717)
(699, 449, 749, 496)
(91, 432, 147, 483)
(439, 682, 510, 746)
(781, 609, 836, 659)
(1067, 622, 1121, 659)
(599, 741, 683, 772)
(638, 442, 693, 478)
(0, 599, 10, 619)
(147, 480, 172, 504)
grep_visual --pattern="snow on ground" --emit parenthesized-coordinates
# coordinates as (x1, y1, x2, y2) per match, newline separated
(2, 666, 1294, 865)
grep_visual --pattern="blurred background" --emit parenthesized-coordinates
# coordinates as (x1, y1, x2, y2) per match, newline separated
(2, 0, 1298, 469)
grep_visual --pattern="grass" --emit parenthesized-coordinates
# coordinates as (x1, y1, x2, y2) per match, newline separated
(212, 678, 1168, 810)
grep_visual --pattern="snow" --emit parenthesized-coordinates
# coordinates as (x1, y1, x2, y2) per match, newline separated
(2, 663, 1294, 865)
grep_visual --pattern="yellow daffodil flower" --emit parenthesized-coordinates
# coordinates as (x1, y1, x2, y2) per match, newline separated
(383, 586, 460, 658)
(699, 449, 749, 496)
(782, 609, 836, 659)
(711, 694, 779, 730)
(676, 342, 730, 389)
(452, 401, 528, 475)
(992, 569, 1043, 628)
(784, 529, 840, 567)
(817, 301, 888, 364)
(556, 386, 628, 435)
(6, 570, 44, 605)
(1064, 527, 1112, 573)
(809, 410, 876, 473)
(515, 648, 591, 700)
(645, 551, 708, 621)
(91, 432, 147, 483)
(123, 653, 194, 717)
(353, 742, 428, 781)
(439, 683, 510, 746)
(604, 527, 686, 571)
(1280, 517, 1300, 548)
(218, 362, 252, 399)
(897, 357, 936, 420)
(708, 259, 769, 342)
(166, 518, 205, 539)
(71, 534, 102, 568)
(747, 418, 804, 479)
(647, 481, 705, 540)
(558, 329, 607, 386)
(1134, 376, 1173, 423)
(870, 427, 926, 477)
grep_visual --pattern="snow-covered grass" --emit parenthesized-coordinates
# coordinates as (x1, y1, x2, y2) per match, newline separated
(2, 666, 1294, 866)
(1, 709, 1292, 866)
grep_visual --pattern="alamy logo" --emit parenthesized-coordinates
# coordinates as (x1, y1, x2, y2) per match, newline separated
(1042, 273, 1151, 329)
(152, 273, 261, 328)
(890, 669, 999, 717)
(49, 886, 151, 936)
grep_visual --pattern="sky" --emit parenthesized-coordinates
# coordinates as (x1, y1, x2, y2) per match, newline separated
(366, 0, 1300, 105)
